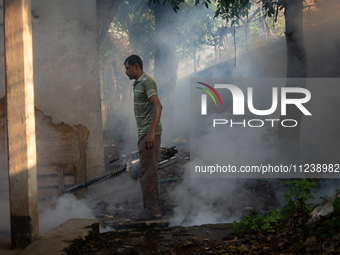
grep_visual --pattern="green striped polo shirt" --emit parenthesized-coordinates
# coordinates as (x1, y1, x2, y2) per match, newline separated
(133, 72, 162, 136)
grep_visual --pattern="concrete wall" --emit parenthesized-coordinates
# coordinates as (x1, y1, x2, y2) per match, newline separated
(0, 0, 104, 179)
(0, 3, 4, 97)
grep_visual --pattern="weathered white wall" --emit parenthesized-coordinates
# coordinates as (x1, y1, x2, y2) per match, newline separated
(0, 2, 5, 97)
(0, 0, 104, 178)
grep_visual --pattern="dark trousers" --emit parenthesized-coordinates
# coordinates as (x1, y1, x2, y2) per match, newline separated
(138, 134, 161, 215)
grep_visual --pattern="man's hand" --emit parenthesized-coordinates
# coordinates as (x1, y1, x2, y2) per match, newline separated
(145, 94, 162, 150)
(145, 132, 155, 150)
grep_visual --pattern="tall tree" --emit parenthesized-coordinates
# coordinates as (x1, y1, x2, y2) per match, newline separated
(278, 0, 306, 161)
(100, 19, 134, 141)
(175, 3, 218, 69)
(118, 0, 156, 73)
(152, 4, 178, 129)
(152, 1, 217, 131)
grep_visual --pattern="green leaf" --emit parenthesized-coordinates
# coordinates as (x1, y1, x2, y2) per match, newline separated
(320, 233, 328, 240)
(325, 219, 335, 226)
(333, 197, 340, 211)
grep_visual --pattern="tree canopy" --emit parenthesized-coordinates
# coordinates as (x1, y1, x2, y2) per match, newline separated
(149, 0, 292, 24)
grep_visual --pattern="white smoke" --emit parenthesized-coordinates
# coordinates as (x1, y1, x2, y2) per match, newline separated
(39, 194, 95, 235)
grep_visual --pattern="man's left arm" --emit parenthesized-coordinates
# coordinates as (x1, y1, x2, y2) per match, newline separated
(145, 95, 163, 150)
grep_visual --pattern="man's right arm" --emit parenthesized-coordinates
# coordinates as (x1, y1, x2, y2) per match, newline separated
(144, 94, 162, 150)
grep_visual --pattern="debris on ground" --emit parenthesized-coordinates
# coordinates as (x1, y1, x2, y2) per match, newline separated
(306, 193, 340, 225)
(85, 141, 340, 255)
(76, 205, 340, 255)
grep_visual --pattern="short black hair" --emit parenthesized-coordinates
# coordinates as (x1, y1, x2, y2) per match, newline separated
(124, 55, 143, 70)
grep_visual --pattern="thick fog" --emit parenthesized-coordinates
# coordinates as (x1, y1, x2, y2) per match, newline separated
(101, 0, 340, 226)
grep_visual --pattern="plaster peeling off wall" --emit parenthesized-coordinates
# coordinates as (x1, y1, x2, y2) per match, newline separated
(0, 0, 104, 179)
(0, 96, 90, 235)
(0, 97, 89, 203)
(31, 0, 104, 178)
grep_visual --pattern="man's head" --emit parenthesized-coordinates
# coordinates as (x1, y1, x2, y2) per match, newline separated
(124, 55, 143, 80)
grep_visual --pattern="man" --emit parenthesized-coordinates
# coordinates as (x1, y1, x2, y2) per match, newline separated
(124, 55, 163, 220)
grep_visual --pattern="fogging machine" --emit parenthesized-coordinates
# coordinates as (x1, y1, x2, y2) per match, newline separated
(62, 146, 178, 194)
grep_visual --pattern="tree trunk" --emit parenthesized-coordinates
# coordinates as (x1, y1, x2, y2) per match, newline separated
(153, 4, 178, 134)
(285, 0, 307, 78)
(111, 60, 122, 106)
(143, 53, 150, 74)
(244, 22, 249, 53)
(259, 7, 267, 38)
(194, 49, 197, 73)
(278, 0, 307, 162)
(215, 39, 220, 64)
(104, 65, 115, 140)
